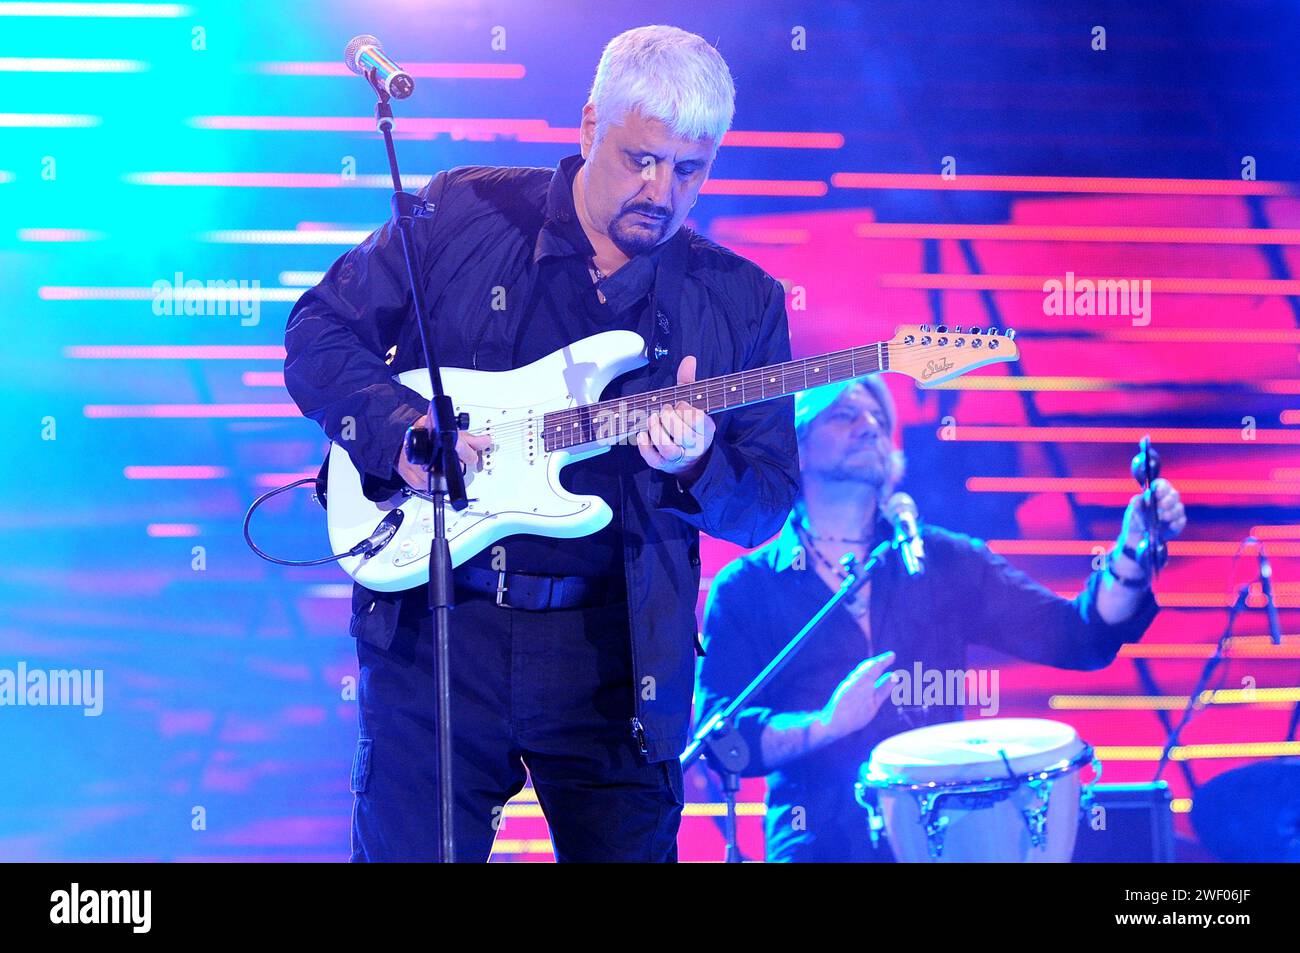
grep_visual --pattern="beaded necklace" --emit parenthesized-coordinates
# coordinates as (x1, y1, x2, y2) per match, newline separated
(793, 518, 873, 626)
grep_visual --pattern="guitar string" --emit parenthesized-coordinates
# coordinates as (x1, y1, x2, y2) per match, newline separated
(438, 338, 1011, 454)
(444, 344, 882, 451)
(450, 338, 1011, 455)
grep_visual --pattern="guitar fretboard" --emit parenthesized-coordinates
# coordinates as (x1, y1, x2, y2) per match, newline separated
(542, 342, 889, 451)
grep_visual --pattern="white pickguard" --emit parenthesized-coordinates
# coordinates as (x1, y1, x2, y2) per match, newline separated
(326, 330, 649, 592)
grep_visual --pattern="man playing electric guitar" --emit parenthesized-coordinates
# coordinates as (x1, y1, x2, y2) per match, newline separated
(284, 25, 801, 862)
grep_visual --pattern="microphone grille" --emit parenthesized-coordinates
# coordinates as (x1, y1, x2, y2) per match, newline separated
(884, 492, 917, 521)
(344, 34, 381, 75)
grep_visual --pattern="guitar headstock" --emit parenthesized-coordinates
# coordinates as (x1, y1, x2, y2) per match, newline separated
(887, 324, 1020, 387)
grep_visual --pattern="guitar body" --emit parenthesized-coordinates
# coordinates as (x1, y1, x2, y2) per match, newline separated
(326, 329, 648, 592)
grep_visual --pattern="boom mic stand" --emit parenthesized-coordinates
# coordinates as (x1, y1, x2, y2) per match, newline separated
(365, 67, 469, 862)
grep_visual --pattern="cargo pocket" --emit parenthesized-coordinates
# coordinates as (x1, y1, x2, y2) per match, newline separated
(350, 738, 373, 794)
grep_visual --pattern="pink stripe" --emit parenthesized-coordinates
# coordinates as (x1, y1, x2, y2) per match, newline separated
(41, 286, 152, 300)
(86, 404, 300, 418)
(133, 172, 352, 187)
(242, 371, 285, 387)
(257, 62, 525, 79)
(130, 171, 430, 189)
(255, 472, 317, 487)
(18, 228, 103, 241)
(722, 131, 844, 149)
(700, 179, 828, 197)
(147, 523, 201, 537)
(296, 221, 368, 231)
(66, 345, 286, 359)
(191, 116, 553, 137)
(125, 465, 227, 479)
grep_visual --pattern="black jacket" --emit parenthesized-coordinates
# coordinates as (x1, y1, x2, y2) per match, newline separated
(283, 155, 800, 762)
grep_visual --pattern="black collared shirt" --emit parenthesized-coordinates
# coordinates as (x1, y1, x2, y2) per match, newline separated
(461, 154, 669, 578)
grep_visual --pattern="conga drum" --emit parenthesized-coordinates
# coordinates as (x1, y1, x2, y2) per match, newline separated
(855, 718, 1099, 862)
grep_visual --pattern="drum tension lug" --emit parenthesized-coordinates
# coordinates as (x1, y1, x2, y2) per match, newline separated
(854, 782, 886, 850)
(1020, 778, 1054, 850)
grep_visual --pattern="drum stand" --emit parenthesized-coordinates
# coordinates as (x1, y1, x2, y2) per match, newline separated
(681, 539, 895, 862)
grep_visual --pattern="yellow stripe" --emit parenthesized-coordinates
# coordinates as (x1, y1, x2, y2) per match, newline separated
(1095, 741, 1300, 760)
(1051, 687, 1300, 709)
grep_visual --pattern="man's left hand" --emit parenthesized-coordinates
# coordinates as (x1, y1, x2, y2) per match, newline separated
(1120, 477, 1187, 549)
(637, 355, 716, 481)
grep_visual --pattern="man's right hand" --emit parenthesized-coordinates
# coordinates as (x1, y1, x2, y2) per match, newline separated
(396, 413, 493, 490)
(819, 651, 897, 743)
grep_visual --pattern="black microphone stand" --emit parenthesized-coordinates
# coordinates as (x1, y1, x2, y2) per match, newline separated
(365, 69, 468, 862)
(1154, 583, 1250, 785)
(681, 539, 894, 862)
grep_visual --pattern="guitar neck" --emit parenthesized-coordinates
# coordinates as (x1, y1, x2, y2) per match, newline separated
(543, 341, 889, 451)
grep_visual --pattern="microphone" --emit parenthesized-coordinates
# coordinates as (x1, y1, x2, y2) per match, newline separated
(344, 34, 415, 99)
(1258, 543, 1284, 646)
(884, 492, 925, 577)
(349, 509, 405, 558)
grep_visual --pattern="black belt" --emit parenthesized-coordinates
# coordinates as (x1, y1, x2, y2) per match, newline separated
(453, 565, 626, 611)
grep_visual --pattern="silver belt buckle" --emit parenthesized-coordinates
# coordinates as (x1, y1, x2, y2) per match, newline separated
(495, 570, 510, 608)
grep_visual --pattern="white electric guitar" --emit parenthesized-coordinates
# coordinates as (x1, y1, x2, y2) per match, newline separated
(325, 324, 1019, 591)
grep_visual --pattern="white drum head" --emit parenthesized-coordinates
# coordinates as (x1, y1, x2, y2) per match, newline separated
(865, 717, 1085, 785)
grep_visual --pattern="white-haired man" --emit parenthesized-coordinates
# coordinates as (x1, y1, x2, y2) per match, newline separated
(285, 25, 799, 861)
(695, 377, 1186, 862)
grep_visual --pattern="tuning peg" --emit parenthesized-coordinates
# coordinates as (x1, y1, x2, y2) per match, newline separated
(936, 325, 948, 334)
(1004, 328, 1016, 341)
(954, 325, 964, 334)
(920, 324, 931, 333)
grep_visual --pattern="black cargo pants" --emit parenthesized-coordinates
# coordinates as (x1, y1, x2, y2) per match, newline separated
(348, 588, 683, 862)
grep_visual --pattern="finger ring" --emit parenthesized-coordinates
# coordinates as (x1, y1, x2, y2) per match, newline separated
(671, 448, 686, 465)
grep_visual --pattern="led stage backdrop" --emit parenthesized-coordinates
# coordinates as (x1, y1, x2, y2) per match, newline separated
(1, 0, 1297, 862)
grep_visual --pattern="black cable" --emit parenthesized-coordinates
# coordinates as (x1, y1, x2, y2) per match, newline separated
(243, 477, 369, 566)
